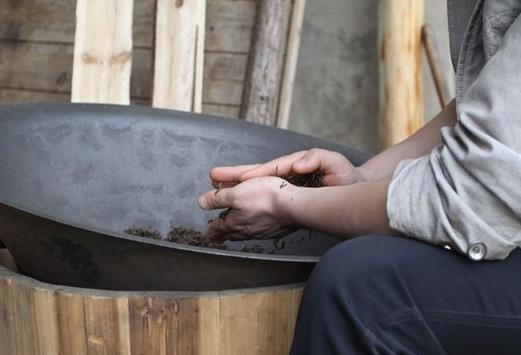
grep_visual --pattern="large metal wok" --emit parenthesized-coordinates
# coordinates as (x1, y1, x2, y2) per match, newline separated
(0, 103, 368, 291)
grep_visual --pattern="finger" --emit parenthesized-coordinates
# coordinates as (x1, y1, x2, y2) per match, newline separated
(292, 148, 334, 174)
(210, 164, 261, 185)
(198, 188, 234, 210)
(240, 151, 307, 180)
(210, 180, 239, 189)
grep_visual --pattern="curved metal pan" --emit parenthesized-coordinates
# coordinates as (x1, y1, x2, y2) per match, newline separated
(0, 103, 369, 291)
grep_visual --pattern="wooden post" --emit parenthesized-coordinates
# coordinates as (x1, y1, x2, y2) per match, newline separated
(378, 0, 424, 149)
(422, 24, 452, 108)
(152, 0, 206, 112)
(71, 0, 134, 105)
(240, 0, 292, 126)
(276, 0, 306, 129)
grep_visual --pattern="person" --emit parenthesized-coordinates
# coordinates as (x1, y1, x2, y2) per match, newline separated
(199, 1, 521, 353)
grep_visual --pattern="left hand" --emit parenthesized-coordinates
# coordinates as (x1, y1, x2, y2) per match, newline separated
(198, 177, 297, 243)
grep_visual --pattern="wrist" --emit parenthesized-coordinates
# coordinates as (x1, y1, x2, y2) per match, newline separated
(356, 165, 373, 182)
(274, 184, 302, 228)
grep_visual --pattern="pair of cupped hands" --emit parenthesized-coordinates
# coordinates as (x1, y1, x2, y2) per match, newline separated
(198, 149, 365, 243)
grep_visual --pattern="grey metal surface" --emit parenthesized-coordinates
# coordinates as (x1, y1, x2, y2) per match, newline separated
(0, 103, 369, 291)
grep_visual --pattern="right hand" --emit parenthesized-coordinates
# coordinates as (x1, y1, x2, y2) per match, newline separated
(209, 148, 365, 188)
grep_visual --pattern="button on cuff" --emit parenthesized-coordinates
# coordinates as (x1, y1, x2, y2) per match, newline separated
(467, 242, 487, 261)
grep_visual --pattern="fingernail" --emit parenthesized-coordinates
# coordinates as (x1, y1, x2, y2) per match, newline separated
(198, 196, 208, 209)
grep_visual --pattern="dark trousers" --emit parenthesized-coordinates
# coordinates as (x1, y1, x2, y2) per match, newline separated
(290, 235, 521, 355)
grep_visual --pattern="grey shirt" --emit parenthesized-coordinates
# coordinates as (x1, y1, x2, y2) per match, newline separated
(387, 0, 521, 260)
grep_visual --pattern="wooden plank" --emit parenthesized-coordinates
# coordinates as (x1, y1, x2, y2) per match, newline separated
(240, 0, 292, 126)
(0, 89, 70, 104)
(83, 297, 126, 355)
(71, 0, 134, 104)
(11, 282, 39, 355)
(0, 89, 150, 106)
(205, 0, 256, 53)
(0, 43, 246, 106)
(152, 0, 206, 111)
(276, 0, 306, 129)
(218, 288, 303, 355)
(0, 0, 256, 53)
(0, 278, 16, 354)
(33, 288, 60, 354)
(378, 0, 424, 149)
(56, 292, 89, 355)
(203, 104, 240, 118)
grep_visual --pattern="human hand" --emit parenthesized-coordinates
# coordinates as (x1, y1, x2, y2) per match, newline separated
(209, 149, 364, 189)
(198, 177, 297, 243)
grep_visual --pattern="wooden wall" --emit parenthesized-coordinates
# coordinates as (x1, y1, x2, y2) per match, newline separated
(0, 0, 260, 118)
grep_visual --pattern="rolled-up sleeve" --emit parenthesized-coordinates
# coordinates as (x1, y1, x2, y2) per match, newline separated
(387, 14, 521, 260)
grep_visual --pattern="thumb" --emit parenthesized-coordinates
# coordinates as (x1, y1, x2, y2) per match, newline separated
(198, 188, 233, 210)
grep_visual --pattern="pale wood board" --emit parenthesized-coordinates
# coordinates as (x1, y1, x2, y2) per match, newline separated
(71, 0, 134, 104)
(378, 0, 424, 149)
(152, 0, 206, 111)
(240, 0, 292, 125)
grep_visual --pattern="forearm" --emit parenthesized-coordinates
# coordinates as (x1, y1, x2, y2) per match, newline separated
(281, 177, 395, 238)
(359, 100, 457, 181)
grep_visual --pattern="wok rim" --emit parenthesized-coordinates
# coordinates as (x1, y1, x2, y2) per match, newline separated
(0, 196, 322, 263)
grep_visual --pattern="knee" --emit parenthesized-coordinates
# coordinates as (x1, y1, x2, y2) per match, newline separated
(305, 235, 408, 303)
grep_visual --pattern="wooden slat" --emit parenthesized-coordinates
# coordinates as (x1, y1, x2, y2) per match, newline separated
(56, 293, 89, 355)
(0, 89, 240, 118)
(152, 0, 206, 111)
(276, 0, 306, 129)
(0, 43, 246, 106)
(203, 104, 240, 118)
(84, 297, 129, 355)
(240, 0, 292, 126)
(0, 0, 255, 53)
(378, 0, 424, 149)
(71, 0, 134, 104)
(33, 288, 60, 354)
(0, 89, 150, 106)
(0, 278, 16, 354)
(205, 0, 256, 53)
(218, 288, 302, 355)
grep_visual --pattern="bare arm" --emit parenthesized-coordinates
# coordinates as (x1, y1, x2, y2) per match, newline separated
(281, 177, 394, 238)
(359, 99, 457, 180)
(199, 101, 457, 242)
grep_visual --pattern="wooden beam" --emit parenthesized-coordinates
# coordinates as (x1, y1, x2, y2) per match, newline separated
(240, 0, 292, 126)
(71, 0, 134, 105)
(276, 0, 306, 129)
(152, 0, 206, 112)
(378, 0, 424, 149)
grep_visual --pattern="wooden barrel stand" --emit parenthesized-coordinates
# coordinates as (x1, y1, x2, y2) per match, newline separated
(0, 264, 303, 355)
